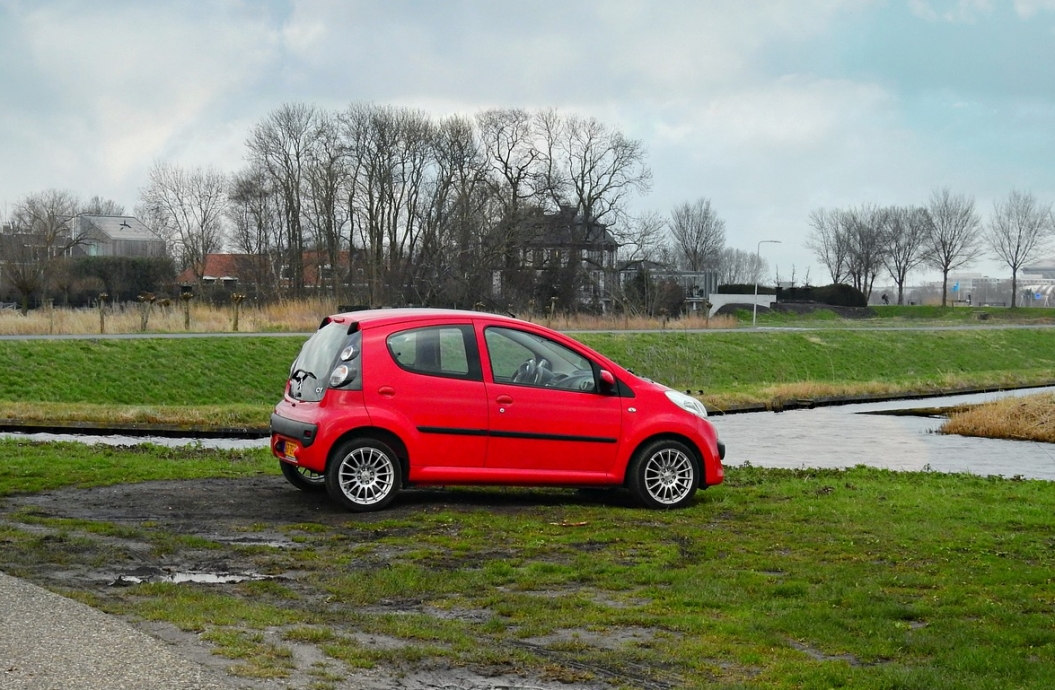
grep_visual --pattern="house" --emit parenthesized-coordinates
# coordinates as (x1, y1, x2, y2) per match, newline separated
(176, 254, 247, 289)
(69, 215, 166, 258)
(493, 205, 620, 310)
(177, 251, 353, 296)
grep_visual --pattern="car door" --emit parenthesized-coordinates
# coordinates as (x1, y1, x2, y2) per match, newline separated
(481, 325, 622, 476)
(362, 323, 488, 469)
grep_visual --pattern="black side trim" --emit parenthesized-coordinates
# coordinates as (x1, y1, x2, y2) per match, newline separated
(417, 426, 488, 438)
(271, 413, 319, 449)
(490, 430, 618, 444)
(419, 426, 617, 445)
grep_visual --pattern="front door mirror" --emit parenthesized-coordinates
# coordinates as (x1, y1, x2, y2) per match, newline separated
(598, 369, 616, 393)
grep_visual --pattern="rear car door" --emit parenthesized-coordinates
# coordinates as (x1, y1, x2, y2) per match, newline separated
(362, 322, 488, 468)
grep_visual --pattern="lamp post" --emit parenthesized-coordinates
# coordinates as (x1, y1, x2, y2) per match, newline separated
(752, 240, 781, 327)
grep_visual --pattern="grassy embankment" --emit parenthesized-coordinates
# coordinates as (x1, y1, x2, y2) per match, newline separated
(1, 445, 1053, 688)
(0, 325, 1053, 428)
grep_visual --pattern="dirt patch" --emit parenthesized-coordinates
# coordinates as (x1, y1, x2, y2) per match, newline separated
(0, 477, 672, 690)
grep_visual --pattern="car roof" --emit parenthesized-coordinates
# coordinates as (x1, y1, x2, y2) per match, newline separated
(324, 307, 523, 330)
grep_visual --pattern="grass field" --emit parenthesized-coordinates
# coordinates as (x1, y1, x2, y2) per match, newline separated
(0, 444, 1052, 689)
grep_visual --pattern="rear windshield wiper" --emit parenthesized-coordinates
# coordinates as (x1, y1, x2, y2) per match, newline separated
(289, 369, 319, 399)
(290, 369, 317, 384)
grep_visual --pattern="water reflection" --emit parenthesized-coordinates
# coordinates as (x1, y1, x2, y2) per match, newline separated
(0, 431, 266, 451)
(711, 387, 1055, 480)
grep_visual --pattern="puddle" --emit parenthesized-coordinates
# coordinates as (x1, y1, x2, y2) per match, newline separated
(109, 567, 269, 586)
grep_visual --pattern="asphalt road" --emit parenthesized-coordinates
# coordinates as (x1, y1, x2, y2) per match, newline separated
(0, 571, 240, 690)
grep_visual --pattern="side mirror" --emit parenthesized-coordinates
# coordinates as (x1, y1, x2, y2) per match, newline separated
(598, 369, 616, 393)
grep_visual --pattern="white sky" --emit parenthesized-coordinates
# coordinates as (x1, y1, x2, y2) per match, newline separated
(3, 0, 1055, 284)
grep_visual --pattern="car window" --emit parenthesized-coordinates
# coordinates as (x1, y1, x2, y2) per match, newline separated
(386, 325, 481, 380)
(485, 326, 597, 392)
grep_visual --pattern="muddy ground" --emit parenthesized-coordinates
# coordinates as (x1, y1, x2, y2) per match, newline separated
(0, 476, 676, 690)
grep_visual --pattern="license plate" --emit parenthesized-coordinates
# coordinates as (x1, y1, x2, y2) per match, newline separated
(277, 439, 299, 462)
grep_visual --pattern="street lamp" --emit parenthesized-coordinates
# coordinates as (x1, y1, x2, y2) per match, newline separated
(752, 240, 781, 327)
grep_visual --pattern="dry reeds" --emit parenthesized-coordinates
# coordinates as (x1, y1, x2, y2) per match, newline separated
(0, 302, 735, 336)
(941, 393, 1055, 443)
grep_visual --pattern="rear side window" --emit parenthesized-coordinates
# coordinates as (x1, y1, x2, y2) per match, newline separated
(386, 325, 482, 380)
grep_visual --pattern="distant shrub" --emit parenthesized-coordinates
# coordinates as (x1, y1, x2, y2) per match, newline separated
(716, 283, 776, 295)
(777, 283, 867, 308)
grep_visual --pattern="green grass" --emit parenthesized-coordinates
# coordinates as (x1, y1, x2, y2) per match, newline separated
(578, 327, 1055, 394)
(0, 337, 301, 406)
(0, 441, 276, 496)
(2, 442, 1054, 689)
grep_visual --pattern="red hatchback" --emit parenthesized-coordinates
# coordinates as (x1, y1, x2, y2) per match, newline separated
(270, 309, 725, 512)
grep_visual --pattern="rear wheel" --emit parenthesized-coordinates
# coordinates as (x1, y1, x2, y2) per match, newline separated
(325, 438, 402, 512)
(280, 461, 326, 492)
(626, 440, 699, 509)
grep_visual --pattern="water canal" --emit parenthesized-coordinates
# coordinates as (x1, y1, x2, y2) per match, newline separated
(4, 387, 1054, 481)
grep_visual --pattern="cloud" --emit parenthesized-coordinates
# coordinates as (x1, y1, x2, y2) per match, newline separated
(908, 0, 993, 23)
(4, 2, 279, 187)
(1013, 0, 1055, 16)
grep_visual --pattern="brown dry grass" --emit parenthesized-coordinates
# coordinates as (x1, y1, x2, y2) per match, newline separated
(0, 301, 735, 335)
(941, 393, 1055, 443)
(0, 300, 335, 335)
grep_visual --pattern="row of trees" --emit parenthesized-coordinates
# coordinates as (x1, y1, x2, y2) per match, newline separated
(807, 188, 1055, 307)
(137, 103, 758, 313)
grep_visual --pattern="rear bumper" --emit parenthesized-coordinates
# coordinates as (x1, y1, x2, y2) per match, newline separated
(270, 413, 319, 449)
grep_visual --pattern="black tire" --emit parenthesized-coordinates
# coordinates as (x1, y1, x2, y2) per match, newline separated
(325, 438, 402, 512)
(280, 460, 327, 492)
(626, 439, 699, 509)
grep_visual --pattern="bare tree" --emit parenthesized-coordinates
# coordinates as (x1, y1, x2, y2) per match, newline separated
(985, 190, 1053, 307)
(841, 204, 888, 301)
(140, 162, 228, 285)
(303, 110, 351, 298)
(476, 108, 543, 220)
(246, 103, 319, 298)
(227, 165, 285, 299)
(80, 196, 126, 216)
(882, 206, 931, 305)
(924, 187, 982, 307)
(806, 208, 849, 284)
(416, 114, 492, 306)
(554, 114, 652, 227)
(669, 198, 726, 272)
(3, 189, 82, 313)
(718, 247, 767, 285)
(342, 103, 434, 305)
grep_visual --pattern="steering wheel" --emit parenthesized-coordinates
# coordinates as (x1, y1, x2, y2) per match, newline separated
(512, 358, 538, 383)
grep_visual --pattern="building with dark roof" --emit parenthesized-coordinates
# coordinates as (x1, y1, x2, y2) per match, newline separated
(70, 215, 166, 258)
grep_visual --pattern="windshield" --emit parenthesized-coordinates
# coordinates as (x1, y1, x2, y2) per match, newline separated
(288, 321, 359, 402)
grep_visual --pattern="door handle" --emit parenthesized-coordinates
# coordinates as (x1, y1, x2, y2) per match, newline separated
(496, 394, 513, 404)
(378, 386, 396, 398)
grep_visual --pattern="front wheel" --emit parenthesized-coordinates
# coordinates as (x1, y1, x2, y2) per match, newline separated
(280, 461, 327, 492)
(325, 438, 402, 512)
(626, 440, 699, 509)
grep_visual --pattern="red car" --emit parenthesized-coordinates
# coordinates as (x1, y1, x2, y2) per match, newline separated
(270, 308, 725, 512)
